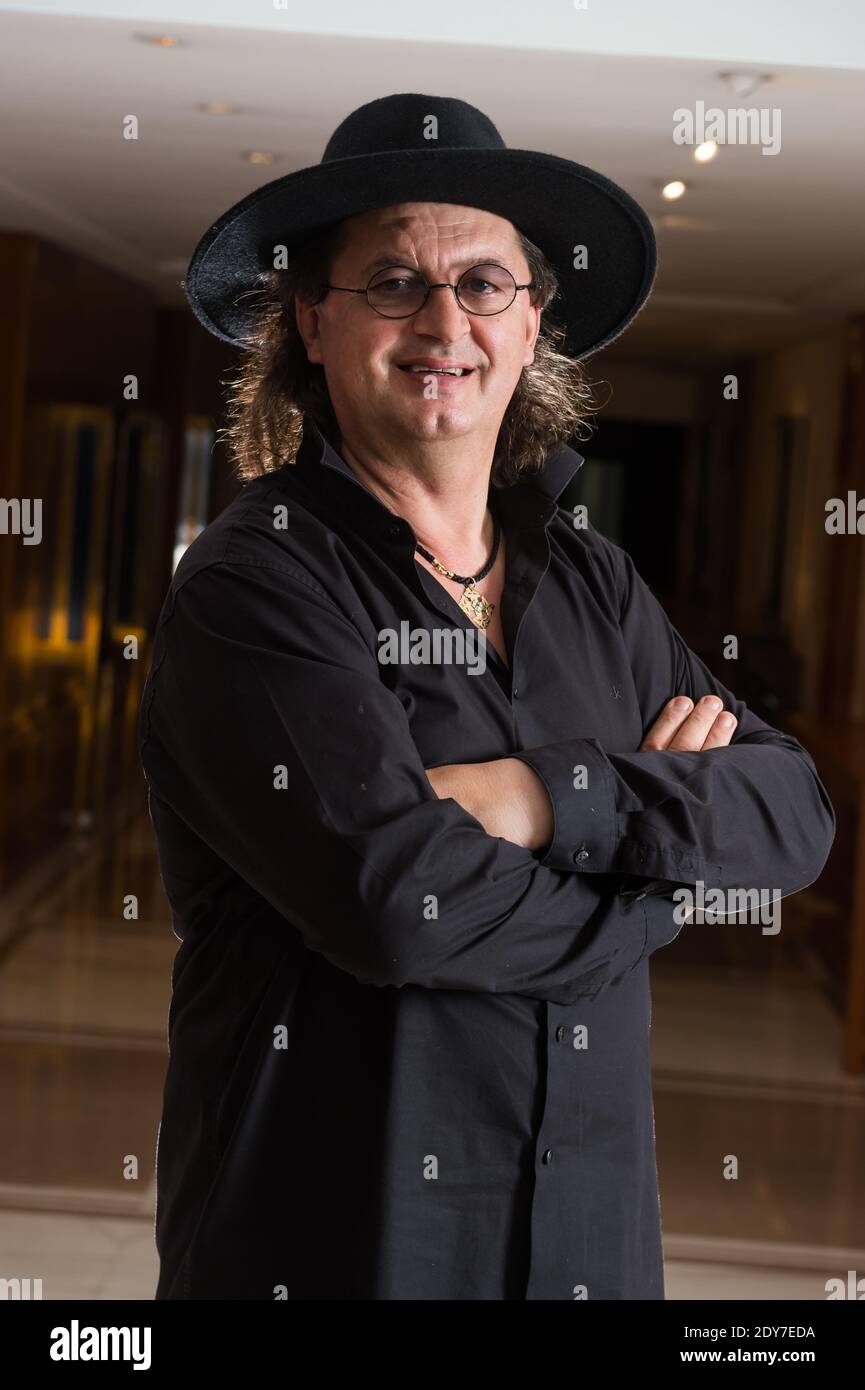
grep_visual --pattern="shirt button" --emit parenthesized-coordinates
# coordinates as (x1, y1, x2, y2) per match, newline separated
(555, 1024, 567, 1042)
(512, 687, 520, 699)
(636, 890, 647, 900)
(388, 523, 402, 536)
(542, 1148, 554, 1165)
(573, 846, 590, 864)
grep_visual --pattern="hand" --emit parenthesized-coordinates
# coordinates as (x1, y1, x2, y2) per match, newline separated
(640, 694, 737, 752)
(425, 758, 553, 852)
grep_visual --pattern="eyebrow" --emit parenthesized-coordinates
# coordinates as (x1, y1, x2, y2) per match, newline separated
(359, 252, 511, 277)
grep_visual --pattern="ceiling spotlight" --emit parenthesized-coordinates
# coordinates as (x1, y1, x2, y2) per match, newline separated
(718, 71, 772, 100)
(661, 180, 687, 201)
(693, 140, 719, 163)
(245, 151, 276, 165)
(200, 102, 238, 115)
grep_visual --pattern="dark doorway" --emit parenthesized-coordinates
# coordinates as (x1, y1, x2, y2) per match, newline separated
(563, 421, 688, 594)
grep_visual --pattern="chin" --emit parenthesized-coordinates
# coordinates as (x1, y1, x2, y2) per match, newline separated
(400, 406, 479, 438)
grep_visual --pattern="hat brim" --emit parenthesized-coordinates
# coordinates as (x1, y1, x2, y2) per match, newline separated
(183, 146, 656, 360)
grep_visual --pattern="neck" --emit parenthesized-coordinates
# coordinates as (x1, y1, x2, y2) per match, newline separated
(337, 431, 496, 573)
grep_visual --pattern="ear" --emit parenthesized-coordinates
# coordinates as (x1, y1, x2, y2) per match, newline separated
(294, 293, 324, 366)
(522, 302, 542, 367)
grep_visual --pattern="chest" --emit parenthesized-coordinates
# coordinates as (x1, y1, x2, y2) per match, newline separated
(414, 546, 509, 669)
(366, 539, 646, 767)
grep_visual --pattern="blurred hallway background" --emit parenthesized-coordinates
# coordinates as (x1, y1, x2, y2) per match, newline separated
(1, 1, 864, 1299)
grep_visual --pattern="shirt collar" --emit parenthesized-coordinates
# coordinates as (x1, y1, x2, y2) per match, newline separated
(291, 414, 584, 534)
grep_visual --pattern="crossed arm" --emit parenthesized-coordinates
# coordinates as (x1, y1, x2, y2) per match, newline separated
(426, 693, 737, 853)
(144, 547, 834, 999)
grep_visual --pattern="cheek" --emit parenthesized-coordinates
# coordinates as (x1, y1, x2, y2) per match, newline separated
(483, 332, 529, 384)
(320, 315, 394, 382)
(325, 345, 388, 396)
(358, 333, 401, 386)
(482, 318, 525, 356)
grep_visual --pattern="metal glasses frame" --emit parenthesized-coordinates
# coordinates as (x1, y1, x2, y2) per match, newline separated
(322, 263, 536, 319)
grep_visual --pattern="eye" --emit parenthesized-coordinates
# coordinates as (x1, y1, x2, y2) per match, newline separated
(376, 276, 414, 294)
(368, 267, 421, 295)
(459, 264, 515, 300)
(463, 277, 498, 295)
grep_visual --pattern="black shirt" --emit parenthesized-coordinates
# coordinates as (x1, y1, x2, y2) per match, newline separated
(138, 415, 835, 1300)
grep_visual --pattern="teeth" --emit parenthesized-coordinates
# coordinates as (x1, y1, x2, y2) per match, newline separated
(405, 366, 464, 375)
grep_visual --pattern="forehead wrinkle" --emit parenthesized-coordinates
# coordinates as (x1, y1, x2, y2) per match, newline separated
(345, 205, 523, 278)
(360, 248, 514, 277)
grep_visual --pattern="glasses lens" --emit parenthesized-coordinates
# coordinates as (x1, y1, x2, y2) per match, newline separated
(367, 267, 427, 317)
(457, 264, 517, 314)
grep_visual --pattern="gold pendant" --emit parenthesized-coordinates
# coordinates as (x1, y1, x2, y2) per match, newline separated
(458, 584, 494, 629)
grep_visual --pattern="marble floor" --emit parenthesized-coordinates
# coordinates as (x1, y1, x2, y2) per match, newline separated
(1, 790, 862, 1301)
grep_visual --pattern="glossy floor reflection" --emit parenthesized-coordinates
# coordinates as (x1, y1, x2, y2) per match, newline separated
(1, 791, 862, 1300)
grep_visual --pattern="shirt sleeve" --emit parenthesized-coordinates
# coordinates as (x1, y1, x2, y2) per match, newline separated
(138, 559, 688, 1006)
(511, 534, 836, 897)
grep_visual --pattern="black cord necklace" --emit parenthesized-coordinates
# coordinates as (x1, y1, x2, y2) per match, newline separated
(414, 515, 501, 629)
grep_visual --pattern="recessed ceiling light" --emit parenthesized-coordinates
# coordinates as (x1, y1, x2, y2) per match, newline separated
(134, 33, 183, 48)
(718, 71, 772, 100)
(661, 180, 687, 201)
(199, 102, 238, 115)
(657, 214, 711, 232)
(244, 151, 276, 165)
(693, 140, 719, 164)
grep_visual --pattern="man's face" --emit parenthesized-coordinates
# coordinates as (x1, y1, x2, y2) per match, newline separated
(296, 203, 541, 450)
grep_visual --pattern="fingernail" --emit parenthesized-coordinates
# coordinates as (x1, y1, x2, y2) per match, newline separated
(718, 712, 735, 727)
(673, 697, 692, 710)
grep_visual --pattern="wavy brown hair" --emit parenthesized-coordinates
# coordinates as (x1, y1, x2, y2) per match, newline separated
(218, 220, 601, 488)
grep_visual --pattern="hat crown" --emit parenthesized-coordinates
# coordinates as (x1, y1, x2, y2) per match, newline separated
(321, 93, 507, 163)
(185, 91, 656, 360)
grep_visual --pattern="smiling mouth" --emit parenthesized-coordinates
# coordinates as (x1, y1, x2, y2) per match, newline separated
(396, 365, 475, 377)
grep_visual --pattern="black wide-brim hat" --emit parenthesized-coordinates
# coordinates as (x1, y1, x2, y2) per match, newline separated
(184, 92, 656, 361)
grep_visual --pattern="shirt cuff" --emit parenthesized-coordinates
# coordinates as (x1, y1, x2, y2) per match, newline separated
(509, 738, 615, 873)
(612, 887, 687, 979)
(640, 888, 687, 957)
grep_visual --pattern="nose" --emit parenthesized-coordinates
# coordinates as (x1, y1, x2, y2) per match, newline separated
(410, 283, 472, 340)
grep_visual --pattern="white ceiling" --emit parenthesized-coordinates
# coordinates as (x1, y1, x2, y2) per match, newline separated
(1, 3, 863, 365)
(8, 0, 865, 69)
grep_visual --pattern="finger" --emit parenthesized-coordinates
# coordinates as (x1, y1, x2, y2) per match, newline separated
(667, 695, 726, 751)
(700, 710, 738, 750)
(640, 696, 694, 751)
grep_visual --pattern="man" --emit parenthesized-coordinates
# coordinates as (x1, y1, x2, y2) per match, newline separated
(139, 94, 835, 1300)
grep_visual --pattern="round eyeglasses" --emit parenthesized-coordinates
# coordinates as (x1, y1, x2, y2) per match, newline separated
(322, 262, 536, 319)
